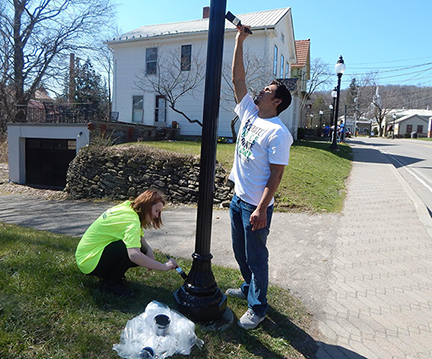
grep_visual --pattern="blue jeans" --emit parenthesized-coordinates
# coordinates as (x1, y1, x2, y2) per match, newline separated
(229, 194, 273, 317)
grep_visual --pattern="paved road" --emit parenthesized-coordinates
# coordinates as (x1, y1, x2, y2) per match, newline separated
(361, 137, 432, 215)
(1, 137, 432, 358)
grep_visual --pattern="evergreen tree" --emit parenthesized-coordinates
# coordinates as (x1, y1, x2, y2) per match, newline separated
(72, 58, 109, 118)
(345, 78, 359, 115)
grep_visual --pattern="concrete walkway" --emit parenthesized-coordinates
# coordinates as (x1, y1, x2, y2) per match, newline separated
(1, 138, 431, 358)
(316, 139, 432, 359)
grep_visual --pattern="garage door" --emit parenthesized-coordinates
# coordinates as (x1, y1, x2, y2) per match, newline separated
(25, 138, 76, 188)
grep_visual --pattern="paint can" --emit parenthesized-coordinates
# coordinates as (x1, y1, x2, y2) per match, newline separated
(154, 314, 170, 336)
(139, 346, 155, 358)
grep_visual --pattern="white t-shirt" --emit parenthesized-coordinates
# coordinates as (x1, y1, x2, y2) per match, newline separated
(229, 94, 293, 206)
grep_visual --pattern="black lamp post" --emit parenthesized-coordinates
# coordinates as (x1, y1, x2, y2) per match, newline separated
(330, 87, 337, 147)
(330, 56, 346, 149)
(392, 113, 396, 139)
(173, 0, 228, 323)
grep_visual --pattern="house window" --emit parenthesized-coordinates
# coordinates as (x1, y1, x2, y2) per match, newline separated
(155, 95, 167, 123)
(273, 45, 278, 76)
(406, 124, 412, 134)
(132, 95, 144, 123)
(417, 125, 423, 133)
(181, 44, 192, 71)
(280, 55, 284, 78)
(146, 47, 158, 75)
(286, 62, 289, 78)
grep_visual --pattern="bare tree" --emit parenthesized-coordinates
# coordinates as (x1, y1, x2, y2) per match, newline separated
(135, 47, 206, 127)
(220, 50, 273, 141)
(370, 86, 392, 136)
(0, 0, 115, 124)
(300, 58, 332, 124)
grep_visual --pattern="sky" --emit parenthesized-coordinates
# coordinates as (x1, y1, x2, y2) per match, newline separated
(114, 0, 432, 90)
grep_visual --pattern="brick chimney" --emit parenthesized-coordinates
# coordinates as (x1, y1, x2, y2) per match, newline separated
(203, 6, 210, 19)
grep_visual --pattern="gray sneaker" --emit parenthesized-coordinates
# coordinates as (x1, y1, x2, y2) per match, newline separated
(238, 309, 265, 330)
(225, 288, 247, 299)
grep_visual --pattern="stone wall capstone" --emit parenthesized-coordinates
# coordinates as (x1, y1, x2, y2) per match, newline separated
(66, 144, 233, 205)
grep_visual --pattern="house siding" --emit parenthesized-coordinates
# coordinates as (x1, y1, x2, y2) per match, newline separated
(109, 10, 301, 139)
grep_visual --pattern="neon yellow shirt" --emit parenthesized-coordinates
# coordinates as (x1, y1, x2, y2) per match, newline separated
(75, 201, 143, 274)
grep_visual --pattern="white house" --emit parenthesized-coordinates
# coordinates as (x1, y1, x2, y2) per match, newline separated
(107, 7, 309, 139)
(385, 109, 432, 137)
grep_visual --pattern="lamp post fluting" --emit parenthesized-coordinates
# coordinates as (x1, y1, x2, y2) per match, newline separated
(330, 55, 346, 150)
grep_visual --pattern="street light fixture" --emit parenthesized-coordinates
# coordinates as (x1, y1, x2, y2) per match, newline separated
(330, 55, 346, 150)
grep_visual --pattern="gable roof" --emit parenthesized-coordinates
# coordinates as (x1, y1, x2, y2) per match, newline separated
(291, 39, 310, 69)
(389, 109, 432, 118)
(395, 114, 429, 124)
(109, 8, 291, 43)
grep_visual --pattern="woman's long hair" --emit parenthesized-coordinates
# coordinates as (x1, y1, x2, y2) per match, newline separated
(131, 190, 165, 229)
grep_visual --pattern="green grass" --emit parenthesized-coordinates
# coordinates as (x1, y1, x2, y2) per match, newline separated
(135, 140, 353, 213)
(0, 222, 316, 359)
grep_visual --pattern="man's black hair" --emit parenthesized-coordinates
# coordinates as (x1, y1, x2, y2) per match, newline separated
(270, 80, 292, 115)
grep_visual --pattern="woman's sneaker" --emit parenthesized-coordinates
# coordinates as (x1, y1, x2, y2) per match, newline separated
(238, 309, 265, 330)
(225, 288, 246, 299)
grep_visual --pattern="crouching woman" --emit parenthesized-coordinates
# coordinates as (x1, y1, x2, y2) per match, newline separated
(75, 189, 177, 297)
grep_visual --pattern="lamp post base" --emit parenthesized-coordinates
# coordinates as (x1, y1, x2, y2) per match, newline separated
(173, 253, 227, 323)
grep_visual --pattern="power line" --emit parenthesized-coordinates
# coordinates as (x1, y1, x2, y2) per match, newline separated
(348, 62, 432, 72)
(349, 56, 432, 66)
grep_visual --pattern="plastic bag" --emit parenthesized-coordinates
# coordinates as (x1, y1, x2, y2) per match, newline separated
(113, 301, 204, 359)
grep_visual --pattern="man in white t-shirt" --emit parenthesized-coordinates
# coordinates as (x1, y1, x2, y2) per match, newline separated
(226, 25, 294, 330)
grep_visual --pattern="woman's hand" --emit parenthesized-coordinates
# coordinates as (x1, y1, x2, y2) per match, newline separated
(164, 258, 178, 271)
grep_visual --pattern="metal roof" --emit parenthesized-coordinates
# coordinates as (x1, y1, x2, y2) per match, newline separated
(110, 7, 291, 42)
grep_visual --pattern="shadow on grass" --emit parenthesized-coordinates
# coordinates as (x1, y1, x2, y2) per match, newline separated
(80, 269, 186, 316)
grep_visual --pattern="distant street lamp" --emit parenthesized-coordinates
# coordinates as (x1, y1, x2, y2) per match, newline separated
(330, 56, 346, 150)
(354, 97, 358, 137)
(330, 87, 337, 147)
(329, 104, 334, 126)
(310, 113, 314, 127)
(392, 113, 397, 139)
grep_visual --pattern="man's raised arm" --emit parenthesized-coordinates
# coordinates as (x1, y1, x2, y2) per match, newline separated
(231, 26, 250, 103)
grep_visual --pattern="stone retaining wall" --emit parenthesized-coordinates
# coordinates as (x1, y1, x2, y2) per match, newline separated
(66, 144, 233, 205)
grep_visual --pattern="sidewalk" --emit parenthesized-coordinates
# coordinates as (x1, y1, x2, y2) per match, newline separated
(0, 138, 431, 358)
(316, 139, 432, 359)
